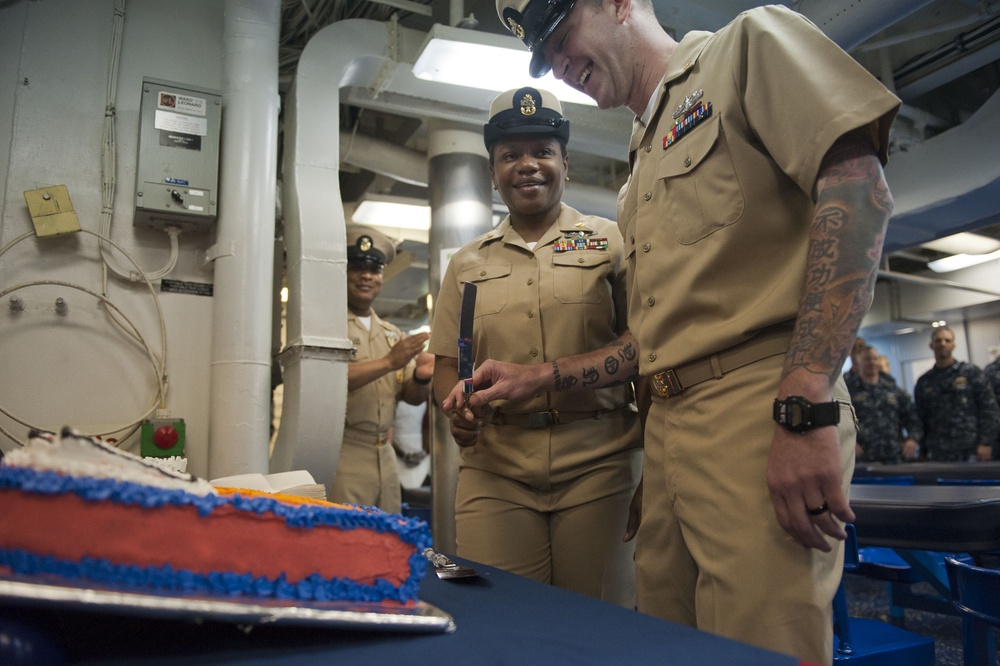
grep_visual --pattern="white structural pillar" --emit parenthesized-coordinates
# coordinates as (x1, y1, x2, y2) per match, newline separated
(208, 0, 280, 478)
(426, 121, 494, 552)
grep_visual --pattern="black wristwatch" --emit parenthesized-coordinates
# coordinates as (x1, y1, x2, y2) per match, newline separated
(772, 396, 840, 433)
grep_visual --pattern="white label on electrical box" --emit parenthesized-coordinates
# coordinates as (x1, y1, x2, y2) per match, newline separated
(188, 189, 205, 197)
(187, 205, 205, 212)
(154, 110, 207, 136)
(157, 91, 207, 116)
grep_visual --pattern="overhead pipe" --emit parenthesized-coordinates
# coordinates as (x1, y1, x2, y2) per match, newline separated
(878, 269, 1000, 298)
(338, 132, 620, 219)
(271, 19, 394, 493)
(208, 0, 280, 479)
(795, 0, 937, 50)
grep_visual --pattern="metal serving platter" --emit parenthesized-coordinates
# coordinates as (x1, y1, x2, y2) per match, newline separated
(0, 573, 455, 634)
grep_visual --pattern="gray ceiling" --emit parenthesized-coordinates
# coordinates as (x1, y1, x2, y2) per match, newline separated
(279, 0, 1000, 331)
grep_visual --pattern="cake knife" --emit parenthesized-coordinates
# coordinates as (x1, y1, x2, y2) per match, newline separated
(423, 548, 478, 580)
(457, 281, 477, 404)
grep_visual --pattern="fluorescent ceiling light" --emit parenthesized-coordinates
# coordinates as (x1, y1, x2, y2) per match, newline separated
(927, 248, 1000, 273)
(921, 232, 1000, 256)
(413, 24, 597, 107)
(353, 200, 430, 231)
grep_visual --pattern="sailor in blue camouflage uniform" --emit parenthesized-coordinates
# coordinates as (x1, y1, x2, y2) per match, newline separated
(985, 354, 1000, 458)
(847, 346, 921, 463)
(914, 327, 1000, 462)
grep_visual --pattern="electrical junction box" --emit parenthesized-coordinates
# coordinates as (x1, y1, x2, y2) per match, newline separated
(23, 184, 82, 237)
(134, 78, 220, 232)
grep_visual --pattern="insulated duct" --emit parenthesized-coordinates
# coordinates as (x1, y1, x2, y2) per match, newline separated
(796, 0, 936, 50)
(883, 89, 1000, 253)
(271, 19, 393, 492)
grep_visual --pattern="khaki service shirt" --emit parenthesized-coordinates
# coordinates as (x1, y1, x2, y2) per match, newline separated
(345, 310, 415, 434)
(619, 6, 900, 375)
(429, 204, 641, 487)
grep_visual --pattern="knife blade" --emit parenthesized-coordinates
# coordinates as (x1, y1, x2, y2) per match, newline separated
(457, 281, 477, 399)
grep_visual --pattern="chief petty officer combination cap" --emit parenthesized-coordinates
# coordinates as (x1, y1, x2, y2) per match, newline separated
(496, 0, 576, 78)
(346, 224, 396, 270)
(484, 86, 571, 152)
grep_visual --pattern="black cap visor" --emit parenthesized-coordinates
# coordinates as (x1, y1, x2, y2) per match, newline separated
(346, 251, 386, 270)
(507, 0, 576, 78)
(484, 113, 570, 152)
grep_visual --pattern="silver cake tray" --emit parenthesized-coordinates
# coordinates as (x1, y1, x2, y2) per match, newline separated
(0, 573, 455, 634)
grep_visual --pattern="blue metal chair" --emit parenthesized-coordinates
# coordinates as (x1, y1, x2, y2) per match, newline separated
(945, 556, 1000, 666)
(834, 525, 936, 664)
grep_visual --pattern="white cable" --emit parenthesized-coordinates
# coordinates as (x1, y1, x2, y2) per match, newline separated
(0, 228, 169, 448)
(97, 0, 181, 285)
(0, 280, 166, 440)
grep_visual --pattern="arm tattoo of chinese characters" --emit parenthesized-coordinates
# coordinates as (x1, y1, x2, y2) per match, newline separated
(785, 129, 893, 384)
(549, 338, 640, 392)
(552, 361, 578, 391)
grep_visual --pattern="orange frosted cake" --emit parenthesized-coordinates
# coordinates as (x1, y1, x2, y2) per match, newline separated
(0, 428, 430, 604)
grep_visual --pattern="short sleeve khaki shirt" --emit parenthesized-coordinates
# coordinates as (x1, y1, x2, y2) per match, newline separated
(429, 204, 640, 486)
(619, 6, 900, 374)
(345, 311, 414, 433)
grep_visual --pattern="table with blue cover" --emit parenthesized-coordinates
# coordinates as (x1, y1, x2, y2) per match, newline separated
(848, 483, 1000, 615)
(853, 461, 1000, 484)
(0, 555, 802, 666)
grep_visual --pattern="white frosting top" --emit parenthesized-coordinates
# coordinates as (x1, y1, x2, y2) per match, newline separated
(3, 428, 217, 497)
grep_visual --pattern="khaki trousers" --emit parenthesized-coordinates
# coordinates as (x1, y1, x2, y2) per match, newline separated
(456, 448, 641, 608)
(330, 428, 402, 513)
(636, 353, 854, 665)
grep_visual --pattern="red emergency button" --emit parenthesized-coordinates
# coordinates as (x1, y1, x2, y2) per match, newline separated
(153, 425, 179, 449)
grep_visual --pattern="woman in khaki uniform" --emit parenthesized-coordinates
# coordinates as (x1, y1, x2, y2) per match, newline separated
(428, 87, 642, 607)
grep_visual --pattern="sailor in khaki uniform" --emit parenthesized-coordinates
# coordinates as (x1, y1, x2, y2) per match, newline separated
(336, 224, 434, 512)
(429, 88, 642, 608)
(439, 2, 901, 663)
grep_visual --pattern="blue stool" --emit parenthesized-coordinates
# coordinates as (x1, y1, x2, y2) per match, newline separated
(834, 525, 935, 664)
(945, 556, 1000, 666)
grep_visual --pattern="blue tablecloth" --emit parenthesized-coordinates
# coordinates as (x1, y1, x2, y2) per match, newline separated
(0, 556, 801, 665)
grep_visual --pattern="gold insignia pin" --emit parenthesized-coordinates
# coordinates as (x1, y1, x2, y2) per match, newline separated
(507, 18, 525, 40)
(520, 93, 536, 116)
(360, 237, 372, 252)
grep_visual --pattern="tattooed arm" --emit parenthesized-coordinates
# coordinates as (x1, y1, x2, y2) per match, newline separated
(440, 330, 641, 413)
(766, 127, 893, 551)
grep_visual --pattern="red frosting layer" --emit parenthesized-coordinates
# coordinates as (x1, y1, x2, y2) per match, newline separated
(0, 489, 414, 586)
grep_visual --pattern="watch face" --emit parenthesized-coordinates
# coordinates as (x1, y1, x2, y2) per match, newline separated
(775, 396, 813, 433)
(786, 400, 807, 428)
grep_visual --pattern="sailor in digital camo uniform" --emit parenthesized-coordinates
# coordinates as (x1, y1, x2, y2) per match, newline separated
(428, 87, 642, 607)
(337, 224, 434, 512)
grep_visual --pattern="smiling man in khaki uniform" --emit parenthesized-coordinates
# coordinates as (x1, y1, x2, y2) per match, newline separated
(337, 224, 434, 512)
(442, 1, 901, 663)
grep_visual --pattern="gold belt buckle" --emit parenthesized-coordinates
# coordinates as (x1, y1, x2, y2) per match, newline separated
(375, 433, 389, 446)
(652, 369, 683, 398)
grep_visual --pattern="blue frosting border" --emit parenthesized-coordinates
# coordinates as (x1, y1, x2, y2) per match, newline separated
(0, 466, 431, 603)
